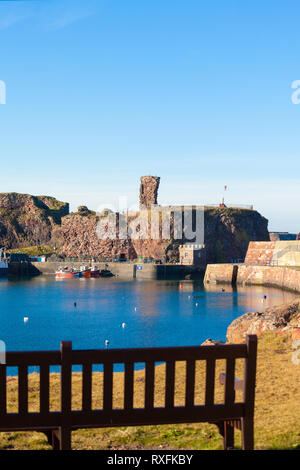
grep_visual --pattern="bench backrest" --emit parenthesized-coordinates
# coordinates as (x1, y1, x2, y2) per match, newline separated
(0, 335, 257, 431)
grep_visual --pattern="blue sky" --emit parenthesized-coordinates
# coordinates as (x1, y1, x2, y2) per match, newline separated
(0, 0, 300, 232)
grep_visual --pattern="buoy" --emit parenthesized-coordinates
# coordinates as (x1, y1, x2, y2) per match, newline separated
(122, 322, 126, 328)
(24, 317, 28, 322)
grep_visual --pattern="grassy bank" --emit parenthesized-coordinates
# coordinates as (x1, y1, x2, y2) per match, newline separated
(1, 332, 299, 450)
(6, 245, 54, 257)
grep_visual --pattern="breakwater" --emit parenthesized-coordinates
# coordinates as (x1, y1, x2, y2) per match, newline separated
(204, 263, 300, 294)
(8, 261, 204, 280)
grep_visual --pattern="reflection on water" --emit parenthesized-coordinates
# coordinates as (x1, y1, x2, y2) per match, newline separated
(0, 277, 296, 353)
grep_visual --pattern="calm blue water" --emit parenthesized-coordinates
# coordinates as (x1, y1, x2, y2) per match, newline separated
(0, 277, 296, 354)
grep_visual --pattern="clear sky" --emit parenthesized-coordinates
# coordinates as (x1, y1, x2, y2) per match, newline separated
(0, 0, 300, 232)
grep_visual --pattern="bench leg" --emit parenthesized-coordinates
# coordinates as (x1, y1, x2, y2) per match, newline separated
(49, 427, 71, 450)
(58, 427, 72, 450)
(223, 421, 234, 450)
(241, 417, 254, 450)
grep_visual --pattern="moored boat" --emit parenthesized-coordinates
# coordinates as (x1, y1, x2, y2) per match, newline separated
(55, 267, 81, 279)
(90, 266, 100, 278)
(80, 266, 92, 278)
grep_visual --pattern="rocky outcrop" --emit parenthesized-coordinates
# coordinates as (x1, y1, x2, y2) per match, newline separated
(0, 193, 69, 249)
(226, 299, 300, 343)
(204, 207, 269, 264)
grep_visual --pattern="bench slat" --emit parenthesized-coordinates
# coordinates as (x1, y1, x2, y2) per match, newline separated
(18, 365, 28, 415)
(40, 364, 50, 414)
(224, 359, 235, 405)
(124, 362, 134, 410)
(82, 363, 92, 411)
(103, 362, 113, 411)
(145, 361, 155, 409)
(185, 360, 195, 407)
(205, 359, 215, 405)
(165, 360, 175, 408)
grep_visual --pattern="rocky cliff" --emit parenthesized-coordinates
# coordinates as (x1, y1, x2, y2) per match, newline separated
(57, 206, 269, 262)
(0, 181, 269, 262)
(0, 193, 69, 248)
(204, 207, 269, 263)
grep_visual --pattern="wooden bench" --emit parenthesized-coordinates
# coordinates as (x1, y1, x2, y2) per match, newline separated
(0, 335, 257, 450)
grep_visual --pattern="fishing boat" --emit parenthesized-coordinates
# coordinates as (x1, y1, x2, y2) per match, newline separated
(90, 266, 100, 278)
(80, 266, 92, 278)
(55, 267, 82, 279)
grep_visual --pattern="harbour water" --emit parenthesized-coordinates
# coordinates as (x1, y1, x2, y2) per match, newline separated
(0, 277, 296, 354)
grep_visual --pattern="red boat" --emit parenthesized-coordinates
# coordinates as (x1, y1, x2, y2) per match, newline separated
(80, 266, 92, 278)
(55, 267, 81, 279)
(90, 266, 100, 278)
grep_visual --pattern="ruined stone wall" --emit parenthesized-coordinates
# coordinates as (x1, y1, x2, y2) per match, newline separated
(139, 176, 160, 209)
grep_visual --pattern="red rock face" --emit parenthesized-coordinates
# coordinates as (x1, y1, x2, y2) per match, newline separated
(226, 298, 300, 343)
(139, 176, 160, 209)
(0, 193, 69, 248)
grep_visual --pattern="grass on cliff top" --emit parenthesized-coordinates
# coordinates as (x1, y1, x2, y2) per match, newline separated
(6, 245, 54, 257)
(0, 332, 299, 451)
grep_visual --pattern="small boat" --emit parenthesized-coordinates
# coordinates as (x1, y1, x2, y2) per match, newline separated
(80, 266, 92, 278)
(90, 266, 100, 278)
(99, 268, 113, 278)
(55, 267, 82, 279)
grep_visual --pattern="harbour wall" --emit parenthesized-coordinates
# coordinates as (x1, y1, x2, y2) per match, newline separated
(204, 263, 300, 293)
(8, 261, 204, 280)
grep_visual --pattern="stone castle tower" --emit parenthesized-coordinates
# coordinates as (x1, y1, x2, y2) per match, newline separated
(139, 176, 160, 209)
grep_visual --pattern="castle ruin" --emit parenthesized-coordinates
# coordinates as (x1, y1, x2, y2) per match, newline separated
(139, 176, 160, 209)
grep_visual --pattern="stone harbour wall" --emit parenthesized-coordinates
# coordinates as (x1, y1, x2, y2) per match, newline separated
(204, 263, 300, 294)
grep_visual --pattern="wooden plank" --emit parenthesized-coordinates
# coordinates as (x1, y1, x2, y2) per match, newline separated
(18, 365, 28, 415)
(165, 361, 175, 408)
(6, 351, 61, 366)
(185, 360, 195, 407)
(145, 361, 155, 409)
(224, 359, 235, 405)
(103, 362, 113, 410)
(124, 362, 134, 410)
(71, 344, 248, 364)
(0, 365, 6, 414)
(60, 342, 72, 416)
(205, 359, 215, 405)
(40, 365, 50, 414)
(0, 403, 245, 430)
(243, 335, 257, 418)
(82, 363, 92, 411)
